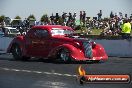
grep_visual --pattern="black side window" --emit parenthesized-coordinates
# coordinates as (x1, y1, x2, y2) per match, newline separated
(34, 29, 49, 38)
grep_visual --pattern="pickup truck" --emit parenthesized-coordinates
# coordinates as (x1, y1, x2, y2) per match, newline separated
(1, 25, 108, 62)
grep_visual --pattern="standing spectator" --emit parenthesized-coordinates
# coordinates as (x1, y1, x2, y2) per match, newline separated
(109, 18, 115, 32)
(130, 14, 132, 19)
(80, 11, 83, 25)
(73, 12, 77, 22)
(82, 11, 86, 26)
(1, 20, 6, 28)
(119, 12, 123, 19)
(121, 19, 131, 39)
(114, 14, 120, 29)
(97, 10, 102, 21)
(73, 12, 77, 28)
(50, 13, 55, 25)
(110, 11, 114, 18)
(55, 13, 60, 25)
(62, 12, 67, 26)
(67, 12, 73, 26)
(23, 18, 29, 28)
(125, 14, 128, 19)
(85, 17, 91, 29)
(68, 12, 72, 22)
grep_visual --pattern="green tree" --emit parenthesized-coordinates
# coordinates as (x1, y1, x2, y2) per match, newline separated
(11, 16, 22, 26)
(15, 16, 21, 19)
(0, 15, 5, 23)
(27, 14, 36, 21)
(40, 14, 49, 23)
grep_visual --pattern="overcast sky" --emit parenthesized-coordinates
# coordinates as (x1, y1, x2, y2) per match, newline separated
(0, 0, 132, 20)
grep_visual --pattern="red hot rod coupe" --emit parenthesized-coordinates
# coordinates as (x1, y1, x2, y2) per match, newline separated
(7, 25, 108, 62)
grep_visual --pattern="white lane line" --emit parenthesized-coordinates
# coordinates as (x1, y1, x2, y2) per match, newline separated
(2, 68, 10, 70)
(21, 70, 32, 73)
(12, 69, 20, 72)
(63, 74, 73, 77)
(0, 67, 77, 77)
(32, 71, 43, 74)
(43, 72, 52, 75)
(53, 73, 63, 76)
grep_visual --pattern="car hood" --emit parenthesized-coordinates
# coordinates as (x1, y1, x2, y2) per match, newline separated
(52, 35, 92, 43)
(70, 36, 92, 42)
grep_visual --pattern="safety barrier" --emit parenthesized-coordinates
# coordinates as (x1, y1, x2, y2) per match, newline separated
(95, 39, 132, 57)
(0, 36, 132, 57)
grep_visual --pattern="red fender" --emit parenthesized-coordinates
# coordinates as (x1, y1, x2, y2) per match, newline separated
(92, 44, 108, 60)
(48, 44, 85, 61)
(7, 36, 27, 56)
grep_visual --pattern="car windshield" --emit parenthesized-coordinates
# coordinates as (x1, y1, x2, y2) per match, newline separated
(51, 28, 74, 36)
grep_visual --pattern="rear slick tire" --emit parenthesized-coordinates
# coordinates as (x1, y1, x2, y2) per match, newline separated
(11, 44, 30, 61)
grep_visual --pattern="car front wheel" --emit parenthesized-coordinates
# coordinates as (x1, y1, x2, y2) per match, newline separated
(59, 49, 71, 62)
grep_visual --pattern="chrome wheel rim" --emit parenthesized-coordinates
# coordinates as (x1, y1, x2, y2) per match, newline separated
(60, 50, 69, 61)
(15, 47, 19, 55)
(14, 46, 21, 57)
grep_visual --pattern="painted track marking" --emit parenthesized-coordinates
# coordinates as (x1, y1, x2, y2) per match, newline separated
(0, 67, 77, 77)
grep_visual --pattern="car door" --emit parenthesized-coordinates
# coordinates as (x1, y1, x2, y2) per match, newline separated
(27, 28, 51, 57)
(25, 28, 43, 56)
(38, 29, 51, 57)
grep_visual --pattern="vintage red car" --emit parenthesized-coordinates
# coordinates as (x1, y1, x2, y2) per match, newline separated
(7, 25, 108, 62)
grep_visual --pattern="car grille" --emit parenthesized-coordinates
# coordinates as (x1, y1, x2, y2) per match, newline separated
(83, 41, 92, 58)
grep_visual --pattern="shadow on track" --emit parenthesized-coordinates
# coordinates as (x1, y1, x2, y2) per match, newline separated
(9, 58, 106, 64)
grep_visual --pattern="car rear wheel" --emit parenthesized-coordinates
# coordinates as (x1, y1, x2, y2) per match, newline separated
(11, 44, 30, 61)
(59, 49, 71, 62)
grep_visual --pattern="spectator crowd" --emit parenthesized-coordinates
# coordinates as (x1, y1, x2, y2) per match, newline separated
(28, 10, 132, 37)
(0, 10, 132, 37)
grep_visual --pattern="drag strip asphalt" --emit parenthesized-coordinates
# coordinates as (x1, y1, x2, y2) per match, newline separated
(0, 54, 132, 88)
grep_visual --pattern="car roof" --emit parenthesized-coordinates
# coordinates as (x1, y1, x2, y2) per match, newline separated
(4, 27, 16, 29)
(31, 25, 73, 31)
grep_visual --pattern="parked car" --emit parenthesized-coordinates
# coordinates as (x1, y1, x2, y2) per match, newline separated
(0, 29, 4, 37)
(4, 27, 20, 36)
(7, 25, 108, 62)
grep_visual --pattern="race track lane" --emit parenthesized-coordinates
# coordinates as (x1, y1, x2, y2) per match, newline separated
(0, 54, 132, 88)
